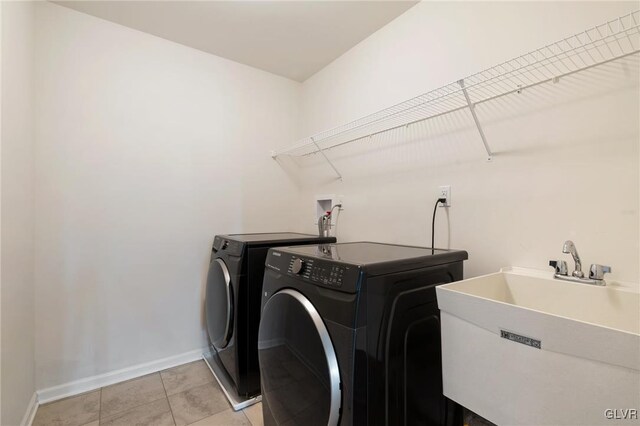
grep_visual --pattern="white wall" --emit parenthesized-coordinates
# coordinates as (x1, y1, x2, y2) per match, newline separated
(33, 2, 301, 390)
(9, 0, 640, 402)
(1, 1, 37, 424)
(297, 1, 639, 285)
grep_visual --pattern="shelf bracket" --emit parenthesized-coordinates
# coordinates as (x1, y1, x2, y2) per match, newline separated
(458, 79, 493, 161)
(311, 137, 343, 181)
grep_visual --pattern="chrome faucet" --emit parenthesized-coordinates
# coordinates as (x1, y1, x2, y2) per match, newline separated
(562, 240, 583, 278)
(549, 240, 611, 286)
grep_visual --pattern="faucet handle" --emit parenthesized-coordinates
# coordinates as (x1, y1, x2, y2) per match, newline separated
(589, 264, 611, 280)
(549, 260, 568, 276)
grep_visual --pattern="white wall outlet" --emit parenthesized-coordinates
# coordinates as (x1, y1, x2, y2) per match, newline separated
(438, 185, 451, 207)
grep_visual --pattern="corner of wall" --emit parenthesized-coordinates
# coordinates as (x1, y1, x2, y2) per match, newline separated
(1, 1, 37, 425)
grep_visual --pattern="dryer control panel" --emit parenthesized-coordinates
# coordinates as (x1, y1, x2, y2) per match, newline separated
(212, 236, 243, 257)
(266, 250, 360, 293)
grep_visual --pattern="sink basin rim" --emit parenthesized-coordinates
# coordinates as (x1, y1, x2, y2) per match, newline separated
(439, 266, 640, 337)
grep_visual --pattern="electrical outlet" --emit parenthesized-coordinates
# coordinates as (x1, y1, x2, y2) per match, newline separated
(438, 185, 451, 207)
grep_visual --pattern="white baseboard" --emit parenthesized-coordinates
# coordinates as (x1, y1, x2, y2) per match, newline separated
(37, 348, 206, 404)
(20, 392, 38, 426)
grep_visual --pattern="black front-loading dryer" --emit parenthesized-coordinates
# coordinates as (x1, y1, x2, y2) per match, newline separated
(204, 233, 335, 410)
(258, 242, 468, 425)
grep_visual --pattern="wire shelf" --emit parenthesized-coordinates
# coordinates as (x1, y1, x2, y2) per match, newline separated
(272, 10, 640, 176)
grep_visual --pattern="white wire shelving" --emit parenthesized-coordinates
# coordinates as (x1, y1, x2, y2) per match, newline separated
(271, 10, 640, 180)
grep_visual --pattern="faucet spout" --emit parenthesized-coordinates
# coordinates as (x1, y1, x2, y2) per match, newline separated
(550, 239, 609, 285)
(562, 240, 584, 278)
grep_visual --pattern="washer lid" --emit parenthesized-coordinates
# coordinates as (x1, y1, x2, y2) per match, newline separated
(219, 232, 335, 246)
(277, 242, 468, 276)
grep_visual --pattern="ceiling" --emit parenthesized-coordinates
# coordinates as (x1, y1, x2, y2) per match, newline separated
(53, 1, 417, 82)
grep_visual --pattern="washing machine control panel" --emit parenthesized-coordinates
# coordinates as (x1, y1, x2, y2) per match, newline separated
(288, 256, 347, 288)
(265, 250, 359, 293)
(308, 262, 346, 288)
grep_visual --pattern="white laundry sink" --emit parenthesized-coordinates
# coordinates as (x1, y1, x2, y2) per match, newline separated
(436, 267, 640, 426)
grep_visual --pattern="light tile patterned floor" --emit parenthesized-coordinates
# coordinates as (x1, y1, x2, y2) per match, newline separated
(464, 408, 497, 426)
(32, 360, 264, 426)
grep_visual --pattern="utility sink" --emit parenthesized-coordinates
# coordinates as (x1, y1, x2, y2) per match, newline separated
(436, 267, 640, 426)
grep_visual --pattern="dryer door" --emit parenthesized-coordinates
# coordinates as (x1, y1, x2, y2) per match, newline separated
(205, 258, 234, 350)
(258, 289, 341, 425)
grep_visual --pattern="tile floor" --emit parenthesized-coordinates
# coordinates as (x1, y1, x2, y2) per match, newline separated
(32, 359, 494, 426)
(464, 409, 497, 426)
(33, 360, 264, 426)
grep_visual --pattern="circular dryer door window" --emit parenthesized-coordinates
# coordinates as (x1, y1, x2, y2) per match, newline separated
(205, 258, 234, 350)
(258, 289, 340, 425)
